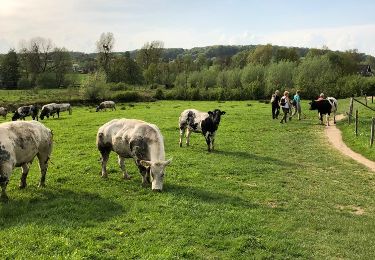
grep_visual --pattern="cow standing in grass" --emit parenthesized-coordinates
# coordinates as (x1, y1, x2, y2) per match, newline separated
(40, 103, 72, 120)
(0, 107, 7, 119)
(12, 105, 39, 121)
(96, 101, 116, 112)
(179, 109, 226, 152)
(96, 119, 172, 191)
(309, 97, 338, 126)
(0, 121, 53, 201)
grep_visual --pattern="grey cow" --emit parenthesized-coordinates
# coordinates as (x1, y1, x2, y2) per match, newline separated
(0, 121, 53, 201)
(96, 119, 171, 191)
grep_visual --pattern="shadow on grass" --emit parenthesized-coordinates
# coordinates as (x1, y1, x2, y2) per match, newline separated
(167, 183, 259, 209)
(213, 150, 300, 167)
(0, 188, 124, 229)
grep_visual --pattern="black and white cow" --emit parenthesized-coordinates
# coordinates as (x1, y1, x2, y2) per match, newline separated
(12, 105, 39, 121)
(179, 109, 226, 152)
(0, 121, 53, 201)
(0, 107, 7, 119)
(309, 97, 338, 126)
(96, 119, 172, 191)
(96, 101, 116, 112)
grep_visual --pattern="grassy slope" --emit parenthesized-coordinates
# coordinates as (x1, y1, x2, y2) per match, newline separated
(0, 101, 374, 259)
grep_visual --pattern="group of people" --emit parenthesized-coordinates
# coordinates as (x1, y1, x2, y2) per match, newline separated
(271, 90, 302, 123)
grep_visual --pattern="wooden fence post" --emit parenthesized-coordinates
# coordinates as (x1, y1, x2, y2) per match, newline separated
(365, 94, 368, 106)
(371, 117, 375, 147)
(355, 109, 358, 136)
(348, 97, 354, 124)
(372, 95, 374, 104)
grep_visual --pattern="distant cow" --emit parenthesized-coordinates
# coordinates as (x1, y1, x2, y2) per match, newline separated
(40, 103, 72, 120)
(0, 107, 7, 119)
(12, 105, 39, 121)
(179, 109, 226, 152)
(55, 103, 72, 115)
(309, 97, 338, 126)
(96, 119, 172, 191)
(96, 101, 116, 112)
(0, 121, 53, 201)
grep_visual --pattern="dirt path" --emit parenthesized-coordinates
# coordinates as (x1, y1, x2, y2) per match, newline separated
(325, 114, 375, 172)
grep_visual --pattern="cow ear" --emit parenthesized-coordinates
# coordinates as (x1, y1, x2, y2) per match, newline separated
(208, 111, 213, 116)
(163, 158, 172, 166)
(140, 160, 152, 168)
(221, 111, 226, 115)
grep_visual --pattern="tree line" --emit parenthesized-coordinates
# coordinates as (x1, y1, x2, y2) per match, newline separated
(1, 32, 375, 100)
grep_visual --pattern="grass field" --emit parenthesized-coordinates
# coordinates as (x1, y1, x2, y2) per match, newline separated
(0, 100, 374, 259)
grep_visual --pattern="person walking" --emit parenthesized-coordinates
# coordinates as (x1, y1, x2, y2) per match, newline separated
(280, 91, 291, 124)
(271, 90, 281, 119)
(292, 90, 302, 120)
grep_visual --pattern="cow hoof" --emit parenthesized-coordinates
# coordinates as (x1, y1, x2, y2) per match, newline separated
(179, 143, 182, 147)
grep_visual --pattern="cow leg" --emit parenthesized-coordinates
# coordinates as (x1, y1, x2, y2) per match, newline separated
(19, 163, 30, 189)
(100, 150, 110, 178)
(37, 154, 50, 188)
(211, 133, 216, 151)
(0, 181, 9, 201)
(333, 112, 336, 124)
(204, 132, 211, 152)
(186, 128, 192, 146)
(118, 156, 131, 180)
(326, 114, 330, 126)
(179, 125, 185, 147)
(136, 162, 150, 186)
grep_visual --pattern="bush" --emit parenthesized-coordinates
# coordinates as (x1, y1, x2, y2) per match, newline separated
(108, 82, 129, 91)
(154, 88, 165, 100)
(113, 91, 141, 102)
(80, 72, 107, 101)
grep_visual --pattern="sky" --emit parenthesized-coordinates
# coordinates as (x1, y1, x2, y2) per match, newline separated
(1, 0, 375, 55)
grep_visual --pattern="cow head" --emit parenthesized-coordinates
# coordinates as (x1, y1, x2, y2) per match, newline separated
(208, 109, 226, 125)
(40, 108, 49, 120)
(11, 112, 20, 121)
(140, 158, 172, 192)
(309, 100, 318, 110)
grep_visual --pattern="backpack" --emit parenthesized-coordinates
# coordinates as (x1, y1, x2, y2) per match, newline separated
(280, 97, 286, 106)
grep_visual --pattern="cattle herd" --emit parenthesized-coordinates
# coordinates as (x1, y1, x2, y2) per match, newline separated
(0, 99, 228, 200)
(0, 96, 340, 200)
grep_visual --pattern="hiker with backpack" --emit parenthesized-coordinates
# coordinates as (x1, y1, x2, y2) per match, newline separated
(292, 90, 302, 120)
(280, 91, 292, 124)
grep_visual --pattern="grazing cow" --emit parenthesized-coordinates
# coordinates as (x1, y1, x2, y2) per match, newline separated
(0, 121, 53, 201)
(309, 97, 338, 126)
(96, 101, 116, 112)
(40, 103, 72, 120)
(40, 103, 58, 120)
(0, 107, 7, 119)
(96, 119, 172, 191)
(12, 105, 39, 121)
(179, 109, 226, 152)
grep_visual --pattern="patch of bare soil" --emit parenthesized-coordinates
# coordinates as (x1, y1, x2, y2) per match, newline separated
(325, 114, 375, 172)
(336, 205, 365, 215)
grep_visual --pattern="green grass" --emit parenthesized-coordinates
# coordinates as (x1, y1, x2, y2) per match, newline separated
(336, 97, 375, 161)
(0, 100, 374, 259)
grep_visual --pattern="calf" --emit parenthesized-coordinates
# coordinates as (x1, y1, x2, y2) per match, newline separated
(179, 109, 226, 152)
(309, 97, 338, 126)
(12, 105, 39, 121)
(0, 107, 7, 119)
(0, 121, 53, 200)
(96, 101, 116, 112)
(97, 119, 172, 191)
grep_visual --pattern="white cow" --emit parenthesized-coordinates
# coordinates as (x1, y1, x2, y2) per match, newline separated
(55, 103, 72, 115)
(40, 103, 72, 120)
(96, 101, 116, 112)
(96, 119, 172, 191)
(0, 107, 7, 119)
(0, 121, 53, 200)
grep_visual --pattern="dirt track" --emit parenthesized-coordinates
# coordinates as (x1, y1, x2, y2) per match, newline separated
(325, 114, 375, 172)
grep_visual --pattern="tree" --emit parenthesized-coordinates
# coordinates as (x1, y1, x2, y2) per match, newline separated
(274, 47, 299, 63)
(248, 44, 273, 65)
(136, 40, 164, 69)
(108, 53, 143, 85)
(0, 49, 20, 88)
(18, 37, 54, 85)
(265, 61, 296, 96)
(51, 47, 72, 87)
(96, 32, 115, 75)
